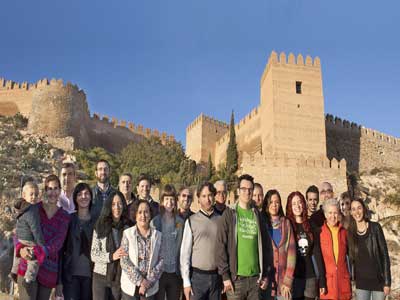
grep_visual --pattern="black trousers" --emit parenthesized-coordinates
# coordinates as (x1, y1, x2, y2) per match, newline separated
(155, 272, 182, 300)
(92, 273, 121, 300)
(17, 275, 52, 300)
(63, 275, 92, 300)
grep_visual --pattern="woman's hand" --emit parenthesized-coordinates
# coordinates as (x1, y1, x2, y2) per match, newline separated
(384, 286, 390, 296)
(112, 247, 127, 261)
(20, 247, 33, 260)
(55, 284, 63, 297)
(280, 284, 291, 300)
(320, 287, 326, 295)
(139, 279, 151, 295)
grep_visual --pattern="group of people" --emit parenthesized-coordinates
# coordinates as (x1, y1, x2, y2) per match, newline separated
(9, 159, 391, 300)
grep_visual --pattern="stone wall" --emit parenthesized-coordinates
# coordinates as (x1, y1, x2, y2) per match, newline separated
(241, 151, 347, 208)
(0, 78, 35, 117)
(326, 114, 400, 173)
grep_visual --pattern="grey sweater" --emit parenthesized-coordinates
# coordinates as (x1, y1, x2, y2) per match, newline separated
(16, 202, 44, 246)
(180, 210, 220, 287)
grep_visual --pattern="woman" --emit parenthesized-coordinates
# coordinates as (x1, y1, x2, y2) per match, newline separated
(262, 189, 296, 300)
(348, 199, 391, 300)
(151, 184, 184, 300)
(62, 182, 96, 300)
(286, 191, 325, 300)
(91, 190, 131, 300)
(120, 200, 163, 300)
(319, 198, 351, 300)
(17, 174, 70, 300)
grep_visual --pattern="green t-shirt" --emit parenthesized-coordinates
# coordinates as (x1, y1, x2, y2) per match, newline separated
(236, 205, 260, 276)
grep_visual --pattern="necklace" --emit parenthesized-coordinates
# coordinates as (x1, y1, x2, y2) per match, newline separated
(357, 222, 368, 235)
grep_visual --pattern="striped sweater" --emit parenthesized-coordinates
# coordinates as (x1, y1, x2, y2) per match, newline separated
(268, 216, 297, 297)
(17, 203, 70, 288)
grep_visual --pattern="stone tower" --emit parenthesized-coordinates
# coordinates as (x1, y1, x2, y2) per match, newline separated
(259, 51, 326, 158)
(28, 79, 91, 148)
(185, 113, 229, 164)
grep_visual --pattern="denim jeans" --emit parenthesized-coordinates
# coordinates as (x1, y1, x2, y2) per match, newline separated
(226, 276, 259, 300)
(356, 289, 385, 300)
(191, 270, 222, 300)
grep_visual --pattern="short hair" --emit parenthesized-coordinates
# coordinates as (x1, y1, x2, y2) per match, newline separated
(72, 182, 93, 211)
(160, 184, 177, 215)
(96, 159, 110, 170)
(340, 191, 351, 200)
(238, 174, 254, 188)
(254, 183, 263, 193)
(137, 173, 151, 187)
(119, 173, 133, 181)
(61, 162, 76, 172)
(322, 198, 339, 214)
(44, 174, 61, 190)
(305, 185, 319, 200)
(320, 181, 333, 192)
(131, 199, 153, 221)
(178, 186, 191, 196)
(196, 181, 216, 198)
(22, 181, 39, 193)
(214, 180, 227, 191)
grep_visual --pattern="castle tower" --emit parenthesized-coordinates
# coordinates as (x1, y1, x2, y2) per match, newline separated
(27, 79, 91, 148)
(186, 113, 229, 164)
(259, 51, 326, 158)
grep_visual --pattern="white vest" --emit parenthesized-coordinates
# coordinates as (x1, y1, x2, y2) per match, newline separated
(120, 226, 162, 297)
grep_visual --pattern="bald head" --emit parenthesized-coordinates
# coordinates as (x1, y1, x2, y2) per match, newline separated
(320, 182, 334, 202)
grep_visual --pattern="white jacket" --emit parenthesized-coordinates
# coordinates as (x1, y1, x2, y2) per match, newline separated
(120, 226, 163, 297)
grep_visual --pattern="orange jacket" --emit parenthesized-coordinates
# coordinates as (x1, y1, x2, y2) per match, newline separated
(319, 222, 351, 300)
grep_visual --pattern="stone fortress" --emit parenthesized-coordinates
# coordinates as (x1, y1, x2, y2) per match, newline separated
(0, 78, 175, 153)
(186, 51, 400, 201)
(1, 50, 399, 202)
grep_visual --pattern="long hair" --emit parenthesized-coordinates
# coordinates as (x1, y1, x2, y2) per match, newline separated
(347, 198, 370, 262)
(286, 191, 313, 241)
(95, 190, 130, 238)
(262, 189, 284, 225)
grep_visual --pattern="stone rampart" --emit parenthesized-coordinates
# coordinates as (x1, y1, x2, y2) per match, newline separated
(326, 114, 400, 173)
(241, 151, 347, 208)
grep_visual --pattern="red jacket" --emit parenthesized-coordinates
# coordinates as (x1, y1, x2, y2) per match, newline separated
(319, 222, 351, 300)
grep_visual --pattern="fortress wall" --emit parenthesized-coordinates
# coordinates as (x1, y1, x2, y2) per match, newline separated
(241, 151, 347, 208)
(326, 114, 400, 173)
(214, 107, 261, 167)
(89, 114, 175, 153)
(0, 78, 35, 116)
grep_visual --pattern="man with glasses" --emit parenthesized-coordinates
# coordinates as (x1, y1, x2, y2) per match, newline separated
(214, 180, 228, 215)
(217, 174, 270, 300)
(177, 186, 194, 220)
(310, 181, 334, 227)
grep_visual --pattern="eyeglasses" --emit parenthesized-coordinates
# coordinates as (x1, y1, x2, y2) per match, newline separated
(239, 187, 253, 193)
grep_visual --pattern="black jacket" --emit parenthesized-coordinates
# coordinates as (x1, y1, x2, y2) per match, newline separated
(354, 221, 391, 287)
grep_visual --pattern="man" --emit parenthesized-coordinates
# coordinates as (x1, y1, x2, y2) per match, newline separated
(310, 181, 334, 227)
(118, 173, 136, 206)
(136, 173, 159, 218)
(305, 185, 319, 218)
(252, 183, 264, 212)
(214, 180, 228, 215)
(217, 174, 270, 300)
(58, 162, 77, 214)
(177, 186, 194, 220)
(181, 182, 221, 300)
(91, 159, 115, 220)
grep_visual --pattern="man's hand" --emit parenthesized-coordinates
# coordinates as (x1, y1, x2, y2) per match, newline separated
(183, 286, 193, 300)
(141, 278, 151, 289)
(138, 285, 146, 296)
(223, 279, 234, 293)
(384, 286, 390, 296)
(320, 287, 326, 295)
(258, 277, 268, 290)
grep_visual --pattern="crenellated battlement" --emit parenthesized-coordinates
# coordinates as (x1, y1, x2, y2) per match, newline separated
(325, 114, 399, 145)
(186, 113, 229, 132)
(261, 51, 321, 85)
(0, 77, 84, 94)
(91, 113, 175, 143)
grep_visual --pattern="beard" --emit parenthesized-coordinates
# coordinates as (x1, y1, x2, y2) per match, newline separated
(97, 175, 109, 184)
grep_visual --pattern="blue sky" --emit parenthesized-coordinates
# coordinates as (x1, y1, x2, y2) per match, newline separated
(1, 1, 399, 145)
